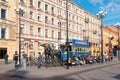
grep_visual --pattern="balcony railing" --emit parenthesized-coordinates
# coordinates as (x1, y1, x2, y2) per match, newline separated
(85, 18, 89, 23)
(93, 30, 97, 34)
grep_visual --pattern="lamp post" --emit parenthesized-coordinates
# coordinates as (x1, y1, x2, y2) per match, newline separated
(66, 0, 69, 69)
(58, 20, 62, 40)
(97, 11, 107, 63)
(15, 8, 23, 65)
(115, 23, 120, 60)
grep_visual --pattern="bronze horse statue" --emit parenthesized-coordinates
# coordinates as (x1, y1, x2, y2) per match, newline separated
(40, 43, 61, 67)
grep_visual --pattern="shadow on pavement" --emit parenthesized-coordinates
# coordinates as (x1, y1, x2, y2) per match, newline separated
(25, 77, 76, 80)
(113, 74, 120, 80)
(5, 68, 28, 79)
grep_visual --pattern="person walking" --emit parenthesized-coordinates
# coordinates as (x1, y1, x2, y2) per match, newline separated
(4, 54, 9, 64)
(37, 52, 42, 68)
(22, 51, 27, 69)
(13, 51, 19, 68)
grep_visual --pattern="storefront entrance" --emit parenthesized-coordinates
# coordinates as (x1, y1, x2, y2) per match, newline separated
(0, 48, 7, 59)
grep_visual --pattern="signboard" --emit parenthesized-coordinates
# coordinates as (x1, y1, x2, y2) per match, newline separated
(72, 39, 89, 47)
(34, 40, 38, 42)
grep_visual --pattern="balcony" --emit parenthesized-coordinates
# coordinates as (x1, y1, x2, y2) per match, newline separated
(85, 18, 89, 23)
(0, 0, 9, 7)
(57, 15, 64, 19)
(51, 12, 56, 17)
(45, 10, 50, 14)
(37, 8, 43, 12)
(93, 30, 97, 34)
(83, 36, 89, 40)
(83, 29, 87, 32)
(29, 4, 35, 10)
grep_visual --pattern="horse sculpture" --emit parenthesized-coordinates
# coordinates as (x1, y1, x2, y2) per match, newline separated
(40, 43, 61, 67)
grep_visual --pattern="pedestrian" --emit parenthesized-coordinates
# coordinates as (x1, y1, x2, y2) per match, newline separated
(37, 52, 42, 68)
(13, 51, 19, 68)
(4, 54, 9, 64)
(22, 51, 27, 69)
(42, 53, 45, 63)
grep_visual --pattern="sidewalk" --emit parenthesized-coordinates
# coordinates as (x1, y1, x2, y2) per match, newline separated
(0, 58, 119, 79)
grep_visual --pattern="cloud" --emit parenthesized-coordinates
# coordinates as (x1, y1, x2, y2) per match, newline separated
(104, 15, 120, 21)
(88, 0, 103, 5)
(100, 0, 120, 12)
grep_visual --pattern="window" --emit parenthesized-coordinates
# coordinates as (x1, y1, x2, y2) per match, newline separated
(51, 7, 54, 13)
(21, 41, 24, 49)
(30, 11, 33, 19)
(20, 0, 25, 2)
(45, 29, 48, 38)
(38, 1, 41, 8)
(2, 0, 7, 1)
(20, 24, 24, 34)
(38, 42, 41, 49)
(58, 9, 61, 15)
(72, 16, 74, 21)
(51, 30, 54, 38)
(30, 0, 33, 6)
(1, 28, 6, 39)
(29, 42, 33, 49)
(30, 26, 33, 35)
(51, 18, 54, 25)
(20, 9, 25, 17)
(1, 9, 6, 19)
(45, 4, 48, 11)
(38, 27, 41, 37)
(45, 16, 48, 23)
(38, 14, 41, 21)
(58, 32, 61, 40)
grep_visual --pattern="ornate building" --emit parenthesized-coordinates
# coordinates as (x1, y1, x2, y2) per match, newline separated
(0, 0, 101, 60)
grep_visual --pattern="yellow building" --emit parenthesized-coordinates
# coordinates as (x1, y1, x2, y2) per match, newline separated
(103, 25, 118, 56)
(0, 0, 101, 60)
(0, 0, 16, 60)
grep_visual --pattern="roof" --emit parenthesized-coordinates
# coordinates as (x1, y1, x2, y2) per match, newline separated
(103, 25, 118, 33)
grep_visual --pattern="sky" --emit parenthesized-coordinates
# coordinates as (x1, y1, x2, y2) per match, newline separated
(71, 0, 120, 26)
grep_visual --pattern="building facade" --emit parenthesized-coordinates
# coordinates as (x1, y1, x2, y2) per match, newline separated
(103, 25, 118, 56)
(0, 0, 101, 60)
(0, 0, 16, 60)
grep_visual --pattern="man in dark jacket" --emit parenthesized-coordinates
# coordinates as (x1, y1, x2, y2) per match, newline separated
(13, 51, 19, 68)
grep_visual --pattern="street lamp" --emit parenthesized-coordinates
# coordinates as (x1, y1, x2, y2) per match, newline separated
(115, 22, 120, 60)
(15, 8, 23, 65)
(66, 0, 69, 69)
(97, 11, 107, 63)
(58, 20, 62, 40)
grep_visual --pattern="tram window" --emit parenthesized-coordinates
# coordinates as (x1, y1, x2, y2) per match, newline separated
(72, 47, 74, 51)
(79, 48, 81, 51)
(78, 48, 80, 51)
(84, 48, 85, 51)
(75, 47, 77, 51)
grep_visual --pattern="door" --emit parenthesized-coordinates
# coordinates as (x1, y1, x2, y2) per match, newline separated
(0, 48, 7, 59)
